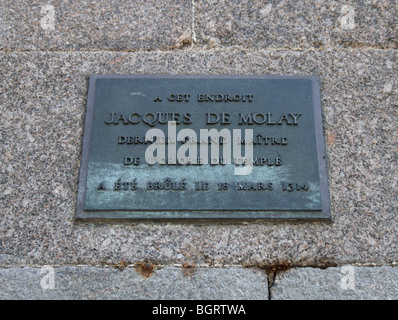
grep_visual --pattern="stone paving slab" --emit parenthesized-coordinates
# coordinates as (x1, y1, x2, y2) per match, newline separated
(0, 49, 397, 267)
(194, 0, 398, 49)
(0, 0, 191, 51)
(272, 266, 398, 300)
(0, 266, 268, 300)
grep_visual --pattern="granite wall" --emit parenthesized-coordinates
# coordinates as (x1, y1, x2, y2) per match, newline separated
(1, 0, 397, 299)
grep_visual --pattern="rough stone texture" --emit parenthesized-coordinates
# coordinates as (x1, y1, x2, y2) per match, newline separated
(194, 0, 398, 49)
(0, 0, 192, 51)
(0, 266, 268, 300)
(0, 49, 397, 267)
(272, 266, 398, 300)
(0, 0, 397, 300)
(2, 1, 398, 52)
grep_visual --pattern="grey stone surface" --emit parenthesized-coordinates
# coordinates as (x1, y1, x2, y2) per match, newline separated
(0, 266, 268, 300)
(194, 0, 398, 49)
(0, 0, 397, 301)
(2, 1, 397, 52)
(0, 48, 396, 267)
(0, 0, 192, 51)
(272, 266, 398, 300)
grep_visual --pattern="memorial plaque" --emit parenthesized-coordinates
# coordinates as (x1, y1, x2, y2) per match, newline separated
(76, 75, 330, 220)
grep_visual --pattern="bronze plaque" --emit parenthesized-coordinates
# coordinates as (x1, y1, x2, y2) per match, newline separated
(76, 75, 330, 220)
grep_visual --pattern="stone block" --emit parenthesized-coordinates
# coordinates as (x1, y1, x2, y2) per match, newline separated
(0, 266, 268, 300)
(194, 0, 398, 49)
(0, 49, 397, 267)
(0, 0, 191, 51)
(272, 266, 398, 300)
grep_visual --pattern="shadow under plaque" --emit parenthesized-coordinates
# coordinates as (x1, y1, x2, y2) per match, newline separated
(76, 75, 330, 221)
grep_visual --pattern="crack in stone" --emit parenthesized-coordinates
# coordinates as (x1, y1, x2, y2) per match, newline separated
(267, 270, 277, 300)
(191, 0, 197, 46)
